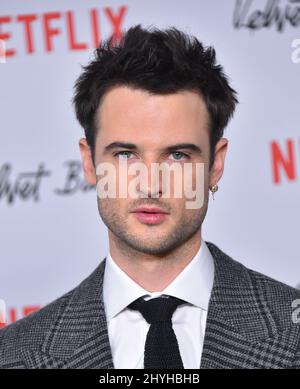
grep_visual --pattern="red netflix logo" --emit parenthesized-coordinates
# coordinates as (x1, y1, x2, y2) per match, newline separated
(0, 299, 6, 328)
(0, 304, 41, 328)
(0, 5, 127, 57)
(0, 39, 6, 63)
(271, 139, 299, 184)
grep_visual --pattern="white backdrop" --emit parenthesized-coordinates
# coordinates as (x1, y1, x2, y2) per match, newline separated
(0, 0, 300, 326)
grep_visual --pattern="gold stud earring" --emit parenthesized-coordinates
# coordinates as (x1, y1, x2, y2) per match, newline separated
(210, 184, 218, 200)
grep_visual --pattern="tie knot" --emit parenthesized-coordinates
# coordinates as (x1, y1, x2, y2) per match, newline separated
(128, 295, 187, 324)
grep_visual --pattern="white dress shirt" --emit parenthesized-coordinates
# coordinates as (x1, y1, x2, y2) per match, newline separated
(102, 238, 215, 369)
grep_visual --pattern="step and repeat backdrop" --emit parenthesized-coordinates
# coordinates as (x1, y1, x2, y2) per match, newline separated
(0, 0, 300, 326)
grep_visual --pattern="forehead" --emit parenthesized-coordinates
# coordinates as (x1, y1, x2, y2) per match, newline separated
(96, 85, 210, 144)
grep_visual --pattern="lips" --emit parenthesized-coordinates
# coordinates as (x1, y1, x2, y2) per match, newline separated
(131, 206, 170, 224)
(131, 207, 169, 214)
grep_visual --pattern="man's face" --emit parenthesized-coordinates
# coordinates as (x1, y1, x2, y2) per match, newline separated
(80, 86, 227, 255)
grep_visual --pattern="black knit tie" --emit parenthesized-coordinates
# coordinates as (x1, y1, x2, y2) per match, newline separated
(128, 295, 187, 369)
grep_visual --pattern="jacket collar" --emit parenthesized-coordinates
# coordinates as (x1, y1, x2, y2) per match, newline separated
(25, 259, 114, 368)
(25, 241, 299, 369)
(200, 242, 299, 368)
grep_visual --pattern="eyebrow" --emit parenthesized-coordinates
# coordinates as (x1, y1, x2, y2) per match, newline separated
(104, 141, 202, 155)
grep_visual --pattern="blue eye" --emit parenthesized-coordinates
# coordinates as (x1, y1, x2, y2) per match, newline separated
(114, 151, 133, 159)
(170, 151, 188, 161)
(113, 150, 189, 161)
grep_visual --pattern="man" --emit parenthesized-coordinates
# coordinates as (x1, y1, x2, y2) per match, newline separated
(0, 25, 300, 369)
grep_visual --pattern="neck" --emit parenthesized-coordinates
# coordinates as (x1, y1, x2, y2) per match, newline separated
(108, 230, 202, 292)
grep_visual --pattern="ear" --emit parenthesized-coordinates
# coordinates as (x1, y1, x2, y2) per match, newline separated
(209, 138, 228, 188)
(79, 138, 96, 186)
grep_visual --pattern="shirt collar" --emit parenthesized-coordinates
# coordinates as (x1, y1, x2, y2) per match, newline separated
(103, 238, 215, 322)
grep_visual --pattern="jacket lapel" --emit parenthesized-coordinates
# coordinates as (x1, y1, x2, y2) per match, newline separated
(25, 258, 114, 369)
(25, 241, 298, 369)
(200, 242, 298, 368)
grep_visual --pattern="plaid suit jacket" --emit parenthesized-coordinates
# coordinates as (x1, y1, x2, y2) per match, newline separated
(1, 241, 300, 369)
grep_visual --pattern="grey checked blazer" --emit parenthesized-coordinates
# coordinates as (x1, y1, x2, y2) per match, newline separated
(1, 241, 300, 369)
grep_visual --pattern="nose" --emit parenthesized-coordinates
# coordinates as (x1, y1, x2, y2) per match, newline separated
(136, 158, 163, 199)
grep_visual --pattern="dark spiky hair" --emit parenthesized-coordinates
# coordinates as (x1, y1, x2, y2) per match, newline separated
(72, 24, 238, 169)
